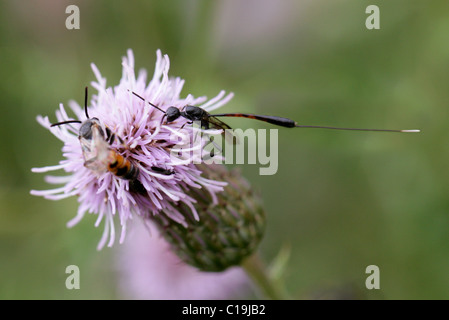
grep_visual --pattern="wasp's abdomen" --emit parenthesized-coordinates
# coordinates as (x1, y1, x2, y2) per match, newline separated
(108, 152, 139, 180)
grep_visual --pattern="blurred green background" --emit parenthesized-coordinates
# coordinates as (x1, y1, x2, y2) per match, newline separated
(0, 0, 446, 299)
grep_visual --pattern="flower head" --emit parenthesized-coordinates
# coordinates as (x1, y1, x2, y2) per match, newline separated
(31, 50, 234, 249)
(117, 222, 250, 300)
(155, 164, 266, 272)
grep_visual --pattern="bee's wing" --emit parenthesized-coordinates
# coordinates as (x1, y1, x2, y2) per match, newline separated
(80, 124, 111, 173)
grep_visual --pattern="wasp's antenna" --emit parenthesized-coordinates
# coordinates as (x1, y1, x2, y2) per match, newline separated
(51, 119, 82, 127)
(84, 86, 90, 119)
(130, 91, 166, 114)
(295, 124, 420, 133)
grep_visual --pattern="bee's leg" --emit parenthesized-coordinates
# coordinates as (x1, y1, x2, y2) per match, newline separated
(109, 133, 116, 145)
(106, 126, 127, 147)
(105, 127, 113, 144)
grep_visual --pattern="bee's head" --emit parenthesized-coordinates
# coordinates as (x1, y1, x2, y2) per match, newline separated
(79, 117, 102, 140)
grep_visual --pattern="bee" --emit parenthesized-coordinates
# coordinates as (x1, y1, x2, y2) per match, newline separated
(51, 87, 145, 194)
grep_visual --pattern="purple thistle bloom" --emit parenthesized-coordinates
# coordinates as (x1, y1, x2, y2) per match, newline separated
(31, 49, 234, 250)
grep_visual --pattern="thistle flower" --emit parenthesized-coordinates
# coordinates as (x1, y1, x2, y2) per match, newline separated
(31, 49, 234, 250)
(117, 222, 250, 300)
(154, 164, 266, 272)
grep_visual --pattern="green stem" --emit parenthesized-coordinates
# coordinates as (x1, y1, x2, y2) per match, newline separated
(241, 253, 286, 300)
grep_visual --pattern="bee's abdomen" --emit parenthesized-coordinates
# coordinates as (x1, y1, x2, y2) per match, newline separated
(108, 153, 139, 180)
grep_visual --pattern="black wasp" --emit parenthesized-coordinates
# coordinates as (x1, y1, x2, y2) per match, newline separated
(131, 91, 420, 134)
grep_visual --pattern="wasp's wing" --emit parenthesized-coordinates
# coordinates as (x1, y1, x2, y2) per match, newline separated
(205, 116, 231, 130)
(206, 116, 237, 144)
